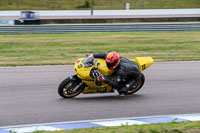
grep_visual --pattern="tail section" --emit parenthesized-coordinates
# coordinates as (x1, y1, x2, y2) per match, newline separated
(131, 57, 154, 71)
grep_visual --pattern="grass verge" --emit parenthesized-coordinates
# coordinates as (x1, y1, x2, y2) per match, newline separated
(0, 31, 200, 66)
(33, 121, 200, 133)
(0, 0, 199, 10)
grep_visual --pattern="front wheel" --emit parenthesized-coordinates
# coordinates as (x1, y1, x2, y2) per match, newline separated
(58, 75, 84, 98)
(127, 73, 145, 95)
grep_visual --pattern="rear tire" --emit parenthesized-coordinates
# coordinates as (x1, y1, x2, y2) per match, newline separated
(58, 75, 84, 98)
(127, 73, 145, 95)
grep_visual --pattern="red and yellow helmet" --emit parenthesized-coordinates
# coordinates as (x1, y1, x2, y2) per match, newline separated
(105, 52, 120, 70)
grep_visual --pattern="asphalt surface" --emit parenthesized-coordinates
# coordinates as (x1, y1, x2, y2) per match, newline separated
(0, 62, 200, 127)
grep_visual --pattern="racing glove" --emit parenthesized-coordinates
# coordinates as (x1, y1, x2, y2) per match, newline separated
(90, 67, 106, 86)
(97, 75, 106, 82)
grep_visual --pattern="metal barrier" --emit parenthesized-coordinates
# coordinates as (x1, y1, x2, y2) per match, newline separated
(0, 23, 200, 34)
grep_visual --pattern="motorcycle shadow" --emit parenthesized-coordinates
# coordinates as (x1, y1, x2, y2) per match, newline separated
(61, 93, 145, 101)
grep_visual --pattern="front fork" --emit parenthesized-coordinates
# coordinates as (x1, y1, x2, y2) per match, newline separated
(73, 81, 84, 93)
(69, 75, 84, 93)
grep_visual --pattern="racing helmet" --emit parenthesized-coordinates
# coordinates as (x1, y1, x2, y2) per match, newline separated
(105, 51, 120, 70)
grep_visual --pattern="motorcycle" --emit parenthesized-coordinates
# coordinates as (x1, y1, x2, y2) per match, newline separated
(58, 56, 154, 98)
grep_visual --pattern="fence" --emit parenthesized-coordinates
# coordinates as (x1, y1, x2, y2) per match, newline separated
(0, 0, 199, 10)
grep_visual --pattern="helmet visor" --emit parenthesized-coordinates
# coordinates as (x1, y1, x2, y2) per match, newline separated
(106, 59, 118, 69)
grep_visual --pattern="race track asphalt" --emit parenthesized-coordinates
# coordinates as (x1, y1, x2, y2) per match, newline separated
(0, 62, 200, 127)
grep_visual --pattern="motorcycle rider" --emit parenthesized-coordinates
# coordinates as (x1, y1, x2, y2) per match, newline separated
(86, 51, 141, 96)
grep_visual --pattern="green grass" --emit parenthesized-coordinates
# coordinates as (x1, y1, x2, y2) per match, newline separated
(0, 31, 200, 66)
(0, 0, 200, 10)
(33, 121, 200, 133)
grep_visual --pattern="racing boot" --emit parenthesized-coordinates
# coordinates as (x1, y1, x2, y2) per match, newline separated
(119, 86, 128, 96)
(120, 92, 126, 97)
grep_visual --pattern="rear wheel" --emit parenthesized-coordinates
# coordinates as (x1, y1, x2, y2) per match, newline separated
(127, 73, 145, 95)
(58, 75, 84, 98)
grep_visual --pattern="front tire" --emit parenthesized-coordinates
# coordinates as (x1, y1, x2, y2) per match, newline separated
(127, 73, 145, 95)
(58, 75, 84, 98)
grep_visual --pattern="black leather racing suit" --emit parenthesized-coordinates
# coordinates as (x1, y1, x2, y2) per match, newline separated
(93, 53, 141, 94)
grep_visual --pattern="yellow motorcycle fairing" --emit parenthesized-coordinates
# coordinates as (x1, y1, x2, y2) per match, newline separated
(131, 57, 154, 71)
(74, 57, 154, 94)
(74, 58, 113, 94)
